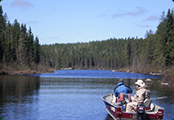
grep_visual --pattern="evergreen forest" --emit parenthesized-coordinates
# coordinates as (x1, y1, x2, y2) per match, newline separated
(0, 6, 40, 71)
(0, 6, 174, 83)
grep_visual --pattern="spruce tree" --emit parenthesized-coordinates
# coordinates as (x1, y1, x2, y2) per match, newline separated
(34, 36, 40, 64)
(0, 6, 6, 62)
(126, 38, 132, 66)
(12, 19, 20, 61)
(164, 9, 174, 66)
(16, 24, 27, 65)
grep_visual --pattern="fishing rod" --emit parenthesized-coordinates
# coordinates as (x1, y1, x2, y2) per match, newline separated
(151, 96, 167, 100)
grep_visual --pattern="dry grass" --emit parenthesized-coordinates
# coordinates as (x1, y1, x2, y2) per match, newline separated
(161, 66, 174, 86)
(0, 63, 55, 75)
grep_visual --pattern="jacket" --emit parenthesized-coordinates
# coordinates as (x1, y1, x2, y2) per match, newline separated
(133, 86, 150, 104)
(114, 82, 133, 97)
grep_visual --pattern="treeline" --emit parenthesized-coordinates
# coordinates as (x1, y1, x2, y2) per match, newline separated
(41, 9, 174, 74)
(0, 6, 40, 70)
(41, 38, 143, 70)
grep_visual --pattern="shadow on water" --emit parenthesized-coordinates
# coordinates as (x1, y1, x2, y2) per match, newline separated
(105, 114, 114, 120)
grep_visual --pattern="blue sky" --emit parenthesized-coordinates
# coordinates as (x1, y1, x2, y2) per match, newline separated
(1, 0, 174, 44)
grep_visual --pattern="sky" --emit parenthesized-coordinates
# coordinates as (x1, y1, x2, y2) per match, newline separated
(1, 0, 174, 45)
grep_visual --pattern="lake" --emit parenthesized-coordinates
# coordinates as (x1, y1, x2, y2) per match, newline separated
(0, 70, 173, 120)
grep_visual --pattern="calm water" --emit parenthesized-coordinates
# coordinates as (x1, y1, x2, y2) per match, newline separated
(0, 70, 173, 120)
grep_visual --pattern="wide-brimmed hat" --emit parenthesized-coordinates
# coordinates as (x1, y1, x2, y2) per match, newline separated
(135, 79, 145, 87)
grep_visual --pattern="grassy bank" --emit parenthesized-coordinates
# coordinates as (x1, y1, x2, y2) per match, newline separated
(161, 67, 174, 86)
(0, 64, 55, 75)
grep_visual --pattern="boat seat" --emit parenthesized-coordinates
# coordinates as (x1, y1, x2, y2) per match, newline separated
(144, 99, 152, 108)
(150, 103, 155, 112)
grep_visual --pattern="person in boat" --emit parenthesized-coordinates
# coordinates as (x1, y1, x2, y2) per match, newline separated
(126, 79, 150, 112)
(114, 79, 133, 97)
(112, 79, 132, 103)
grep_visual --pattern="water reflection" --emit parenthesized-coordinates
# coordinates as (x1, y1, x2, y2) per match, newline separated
(0, 75, 173, 120)
(0, 75, 40, 119)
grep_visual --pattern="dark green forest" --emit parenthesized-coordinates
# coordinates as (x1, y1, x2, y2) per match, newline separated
(0, 5, 174, 83)
(0, 6, 40, 71)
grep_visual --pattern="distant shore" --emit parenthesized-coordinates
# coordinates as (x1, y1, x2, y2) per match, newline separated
(116, 68, 174, 86)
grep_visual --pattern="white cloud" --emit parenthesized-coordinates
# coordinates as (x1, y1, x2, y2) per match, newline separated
(11, 0, 33, 9)
(143, 15, 160, 21)
(112, 7, 147, 19)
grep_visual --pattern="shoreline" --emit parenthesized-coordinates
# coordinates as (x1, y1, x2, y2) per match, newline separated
(116, 68, 174, 86)
(0, 69, 55, 75)
(0, 68, 162, 76)
(1, 68, 173, 86)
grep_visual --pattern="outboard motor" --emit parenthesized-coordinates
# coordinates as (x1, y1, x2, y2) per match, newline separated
(137, 104, 145, 120)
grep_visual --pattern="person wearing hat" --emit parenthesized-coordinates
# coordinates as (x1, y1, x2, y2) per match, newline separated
(126, 79, 150, 112)
(112, 79, 132, 103)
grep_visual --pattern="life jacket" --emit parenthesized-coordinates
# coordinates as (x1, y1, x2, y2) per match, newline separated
(116, 93, 132, 103)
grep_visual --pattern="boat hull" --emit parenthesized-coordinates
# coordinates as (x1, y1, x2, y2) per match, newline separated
(102, 94, 164, 120)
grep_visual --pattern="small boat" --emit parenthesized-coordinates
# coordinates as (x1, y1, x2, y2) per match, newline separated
(102, 94, 164, 120)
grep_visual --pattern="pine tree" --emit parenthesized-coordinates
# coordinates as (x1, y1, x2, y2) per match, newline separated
(12, 19, 20, 61)
(0, 6, 6, 62)
(164, 9, 174, 66)
(4, 21, 12, 63)
(34, 36, 40, 64)
(16, 24, 27, 65)
(26, 27, 34, 64)
(126, 38, 132, 66)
